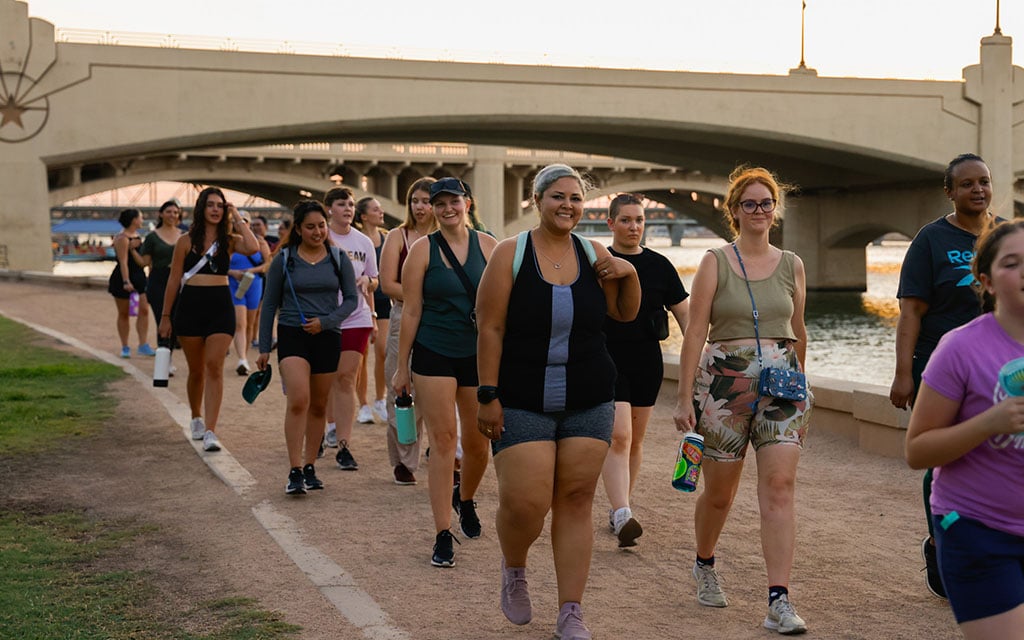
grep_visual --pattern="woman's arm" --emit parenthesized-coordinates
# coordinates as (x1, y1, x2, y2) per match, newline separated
(131, 236, 151, 269)
(158, 236, 189, 338)
(589, 241, 640, 322)
(228, 205, 260, 255)
(257, 253, 284, 366)
(254, 237, 272, 274)
(906, 384, 1024, 469)
(790, 254, 809, 370)
(890, 297, 929, 409)
(475, 238, 514, 439)
(113, 234, 134, 292)
(392, 238, 429, 396)
(378, 230, 404, 300)
(673, 251, 717, 431)
(669, 298, 690, 336)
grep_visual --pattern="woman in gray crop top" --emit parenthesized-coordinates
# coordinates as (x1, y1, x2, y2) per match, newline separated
(673, 166, 812, 634)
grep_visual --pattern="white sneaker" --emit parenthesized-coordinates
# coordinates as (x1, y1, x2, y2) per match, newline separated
(324, 427, 338, 448)
(373, 399, 388, 422)
(764, 594, 806, 634)
(612, 507, 643, 548)
(356, 404, 374, 424)
(693, 562, 728, 607)
(190, 417, 206, 440)
(202, 430, 221, 452)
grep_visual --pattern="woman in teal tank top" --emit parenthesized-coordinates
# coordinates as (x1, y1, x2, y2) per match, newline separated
(392, 177, 499, 569)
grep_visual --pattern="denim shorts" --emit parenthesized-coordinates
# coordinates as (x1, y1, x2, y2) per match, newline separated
(933, 513, 1024, 623)
(691, 341, 812, 461)
(492, 401, 614, 456)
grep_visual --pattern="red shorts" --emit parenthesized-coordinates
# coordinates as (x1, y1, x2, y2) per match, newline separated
(340, 326, 372, 355)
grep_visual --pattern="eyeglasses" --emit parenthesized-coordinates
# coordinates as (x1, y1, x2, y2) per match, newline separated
(738, 199, 777, 214)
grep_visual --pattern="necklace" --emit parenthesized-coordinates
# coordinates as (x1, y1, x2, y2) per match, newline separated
(297, 246, 326, 264)
(534, 237, 573, 269)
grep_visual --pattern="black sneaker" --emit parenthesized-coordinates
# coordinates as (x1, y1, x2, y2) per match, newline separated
(921, 536, 947, 599)
(285, 467, 306, 496)
(303, 464, 324, 491)
(431, 530, 460, 568)
(452, 481, 462, 513)
(317, 437, 325, 459)
(336, 440, 358, 470)
(459, 499, 481, 538)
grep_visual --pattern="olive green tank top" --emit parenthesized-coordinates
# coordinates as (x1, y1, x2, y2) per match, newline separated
(707, 246, 798, 342)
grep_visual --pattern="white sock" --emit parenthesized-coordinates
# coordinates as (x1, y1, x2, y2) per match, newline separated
(326, 422, 336, 434)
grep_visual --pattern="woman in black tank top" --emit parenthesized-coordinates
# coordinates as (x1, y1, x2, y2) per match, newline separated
(159, 187, 260, 453)
(474, 164, 640, 637)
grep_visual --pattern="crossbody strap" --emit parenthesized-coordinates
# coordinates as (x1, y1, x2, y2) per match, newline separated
(435, 232, 478, 306)
(180, 241, 219, 289)
(730, 242, 763, 369)
(281, 248, 307, 324)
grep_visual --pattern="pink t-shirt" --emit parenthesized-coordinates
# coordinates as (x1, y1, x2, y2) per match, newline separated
(329, 227, 378, 329)
(924, 312, 1024, 537)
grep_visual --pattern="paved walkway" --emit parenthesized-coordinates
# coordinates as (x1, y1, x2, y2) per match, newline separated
(0, 277, 959, 639)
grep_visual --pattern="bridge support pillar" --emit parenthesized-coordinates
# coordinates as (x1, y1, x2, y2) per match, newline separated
(468, 146, 506, 237)
(785, 193, 870, 292)
(0, 155, 52, 271)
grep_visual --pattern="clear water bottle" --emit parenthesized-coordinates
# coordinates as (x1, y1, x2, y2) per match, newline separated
(395, 393, 416, 444)
(153, 345, 171, 387)
(672, 432, 704, 492)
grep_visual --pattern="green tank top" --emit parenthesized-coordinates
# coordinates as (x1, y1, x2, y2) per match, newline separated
(707, 246, 798, 342)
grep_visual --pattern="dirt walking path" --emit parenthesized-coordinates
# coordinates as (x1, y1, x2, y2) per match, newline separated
(0, 278, 960, 639)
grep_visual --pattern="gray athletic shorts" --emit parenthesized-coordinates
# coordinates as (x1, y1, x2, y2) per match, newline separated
(492, 401, 614, 456)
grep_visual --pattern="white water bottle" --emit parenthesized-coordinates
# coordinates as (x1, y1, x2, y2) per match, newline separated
(153, 346, 171, 387)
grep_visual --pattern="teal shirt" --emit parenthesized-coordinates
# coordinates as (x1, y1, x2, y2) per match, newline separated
(415, 231, 486, 358)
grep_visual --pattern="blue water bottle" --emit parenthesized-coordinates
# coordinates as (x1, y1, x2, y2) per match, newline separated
(672, 432, 705, 492)
(395, 393, 416, 444)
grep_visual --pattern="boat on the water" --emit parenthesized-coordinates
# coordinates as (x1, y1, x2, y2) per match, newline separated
(51, 219, 122, 263)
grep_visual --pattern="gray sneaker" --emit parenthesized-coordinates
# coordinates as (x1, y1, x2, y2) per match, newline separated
(692, 562, 728, 607)
(764, 594, 807, 635)
(202, 430, 221, 452)
(189, 417, 206, 440)
(324, 427, 338, 448)
(554, 602, 591, 640)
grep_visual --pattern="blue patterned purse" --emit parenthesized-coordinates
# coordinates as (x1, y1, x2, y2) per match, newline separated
(731, 243, 808, 402)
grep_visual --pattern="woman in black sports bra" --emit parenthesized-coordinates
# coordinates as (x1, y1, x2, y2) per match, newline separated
(159, 187, 260, 453)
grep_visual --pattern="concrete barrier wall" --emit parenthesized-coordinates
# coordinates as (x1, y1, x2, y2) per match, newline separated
(1, 268, 910, 460)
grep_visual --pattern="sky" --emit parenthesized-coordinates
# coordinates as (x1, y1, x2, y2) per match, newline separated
(22, 0, 1023, 80)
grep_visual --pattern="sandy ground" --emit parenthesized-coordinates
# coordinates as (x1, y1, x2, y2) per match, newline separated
(0, 278, 961, 639)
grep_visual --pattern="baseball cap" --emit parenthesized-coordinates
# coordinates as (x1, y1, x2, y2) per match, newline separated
(429, 177, 469, 203)
(242, 365, 273, 404)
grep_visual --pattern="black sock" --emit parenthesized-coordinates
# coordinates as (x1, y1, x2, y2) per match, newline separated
(695, 554, 715, 567)
(768, 585, 788, 605)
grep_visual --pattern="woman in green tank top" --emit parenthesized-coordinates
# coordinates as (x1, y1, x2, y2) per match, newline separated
(673, 166, 812, 634)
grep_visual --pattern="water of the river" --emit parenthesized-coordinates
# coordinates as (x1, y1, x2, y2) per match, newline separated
(54, 236, 906, 386)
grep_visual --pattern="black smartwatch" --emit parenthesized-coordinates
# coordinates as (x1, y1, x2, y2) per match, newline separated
(477, 385, 499, 404)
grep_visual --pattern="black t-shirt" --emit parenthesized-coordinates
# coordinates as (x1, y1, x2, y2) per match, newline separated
(897, 216, 985, 360)
(604, 246, 689, 344)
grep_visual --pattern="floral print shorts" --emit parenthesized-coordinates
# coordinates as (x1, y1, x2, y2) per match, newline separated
(691, 341, 812, 461)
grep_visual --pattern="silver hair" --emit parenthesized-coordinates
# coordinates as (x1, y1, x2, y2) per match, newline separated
(531, 163, 587, 198)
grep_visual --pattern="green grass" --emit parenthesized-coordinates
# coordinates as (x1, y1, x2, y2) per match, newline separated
(0, 316, 124, 455)
(0, 511, 300, 639)
(0, 315, 301, 639)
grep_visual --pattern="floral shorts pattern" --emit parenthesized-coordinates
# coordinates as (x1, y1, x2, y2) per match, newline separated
(691, 341, 812, 461)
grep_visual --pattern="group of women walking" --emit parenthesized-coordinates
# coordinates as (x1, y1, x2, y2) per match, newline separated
(110, 151, 1022, 640)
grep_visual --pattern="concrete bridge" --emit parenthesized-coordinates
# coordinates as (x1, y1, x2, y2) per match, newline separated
(2, 0, 1023, 289)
